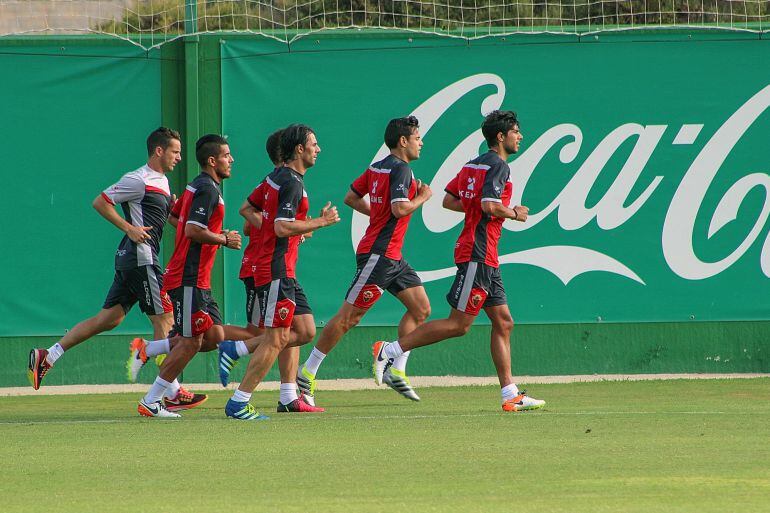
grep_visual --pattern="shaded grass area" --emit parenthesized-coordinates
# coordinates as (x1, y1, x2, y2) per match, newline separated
(1, 379, 769, 512)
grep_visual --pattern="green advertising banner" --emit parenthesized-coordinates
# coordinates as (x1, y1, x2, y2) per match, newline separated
(221, 34, 770, 326)
(0, 42, 162, 336)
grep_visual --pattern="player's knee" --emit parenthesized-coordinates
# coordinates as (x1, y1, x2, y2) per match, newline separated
(99, 312, 124, 331)
(414, 303, 431, 323)
(267, 331, 290, 351)
(174, 336, 202, 354)
(337, 309, 364, 332)
(198, 338, 218, 353)
(297, 324, 316, 344)
(340, 314, 361, 332)
(450, 320, 472, 337)
(104, 317, 122, 331)
(498, 317, 514, 334)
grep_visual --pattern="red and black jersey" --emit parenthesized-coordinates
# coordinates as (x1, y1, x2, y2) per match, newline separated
(253, 167, 309, 286)
(239, 178, 268, 280)
(445, 150, 513, 267)
(164, 173, 225, 289)
(350, 154, 416, 260)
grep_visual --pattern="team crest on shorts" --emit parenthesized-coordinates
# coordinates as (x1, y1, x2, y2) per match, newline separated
(363, 290, 374, 303)
(279, 307, 290, 320)
(194, 317, 205, 329)
(470, 293, 483, 308)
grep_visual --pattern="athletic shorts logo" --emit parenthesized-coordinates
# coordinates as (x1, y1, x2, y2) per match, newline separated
(363, 290, 374, 303)
(279, 307, 290, 320)
(194, 317, 205, 329)
(470, 293, 483, 308)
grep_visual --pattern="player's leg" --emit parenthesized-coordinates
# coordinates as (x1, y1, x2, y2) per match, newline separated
(138, 332, 201, 418)
(28, 304, 126, 390)
(295, 302, 366, 401)
(59, 305, 127, 351)
(224, 279, 293, 419)
(217, 278, 263, 385)
(137, 286, 211, 418)
(484, 270, 544, 412)
(278, 313, 323, 412)
(274, 282, 323, 412)
(217, 324, 261, 386)
(150, 312, 174, 341)
(372, 308, 475, 382)
(28, 271, 133, 390)
(382, 272, 431, 401)
(126, 266, 174, 381)
(372, 264, 483, 384)
(224, 326, 285, 420)
(485, 305, 514, 389)
(484, 305, 544, 411)
(298, 254, 381, 399)
(161, 299, 225, 411)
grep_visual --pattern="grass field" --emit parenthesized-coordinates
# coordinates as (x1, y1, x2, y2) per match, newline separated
(1, 379, 769, 513)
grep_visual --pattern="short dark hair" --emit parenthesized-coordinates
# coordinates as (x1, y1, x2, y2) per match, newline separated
(481, 110, 519, 148)
(195, 134, 228, 168)
(279, 124, 314, 161)
(384, 116, 419, 149)
(265, 129, 284, 166)
(146, 127, 181, 156)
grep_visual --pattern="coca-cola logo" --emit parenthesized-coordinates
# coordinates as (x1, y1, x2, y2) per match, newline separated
(353, 74, 770, 285)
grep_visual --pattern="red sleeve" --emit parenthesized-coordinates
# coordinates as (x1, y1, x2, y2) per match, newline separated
(247, 182, 265, 209)
(170, 194, 183, 217)
(350, 169, 369, 197)
(445, 173, 461, 198)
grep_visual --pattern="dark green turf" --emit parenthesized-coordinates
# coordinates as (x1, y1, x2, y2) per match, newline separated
(1, 379, 769, 512)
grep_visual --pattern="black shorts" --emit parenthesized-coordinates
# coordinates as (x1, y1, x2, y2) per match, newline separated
(243, 277, 261, 327)
(167, 286, 223, 337)
(446, 262, 507, 316)
(103, 265, 166, 316)
(256, 278, 312, 328)
(345, 253, 422, 310)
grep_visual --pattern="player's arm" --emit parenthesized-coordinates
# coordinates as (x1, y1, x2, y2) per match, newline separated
(239, 199, 263, 230)
(346, 171, 371, 216)
(442, 193, 464, 213)
(274, 202, 340, 237)
(391, 181, 432, 218)
(273, 180, 339, 237)
(344, 189, 371, 216)
(184, 185, 242, 249)
(442, 174, 464, 213)
(391, 166, 433, 218)
(481, 201, 528, 222)
(167, 193, 179, 228)
(185, 223, 241, 248)
(480, 162, 527, 222)
(95, 176, 152, 244)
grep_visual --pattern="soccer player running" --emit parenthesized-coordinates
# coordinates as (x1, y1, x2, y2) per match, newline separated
(218, 128, 321, 412)
(27, 128, 185, 393)
(296, 116, 432, 405)
(137, 134, 243, 418)
(373, 110, 546, 412)
(225, 124, 340, 420)
(129, 130, 317, 414)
